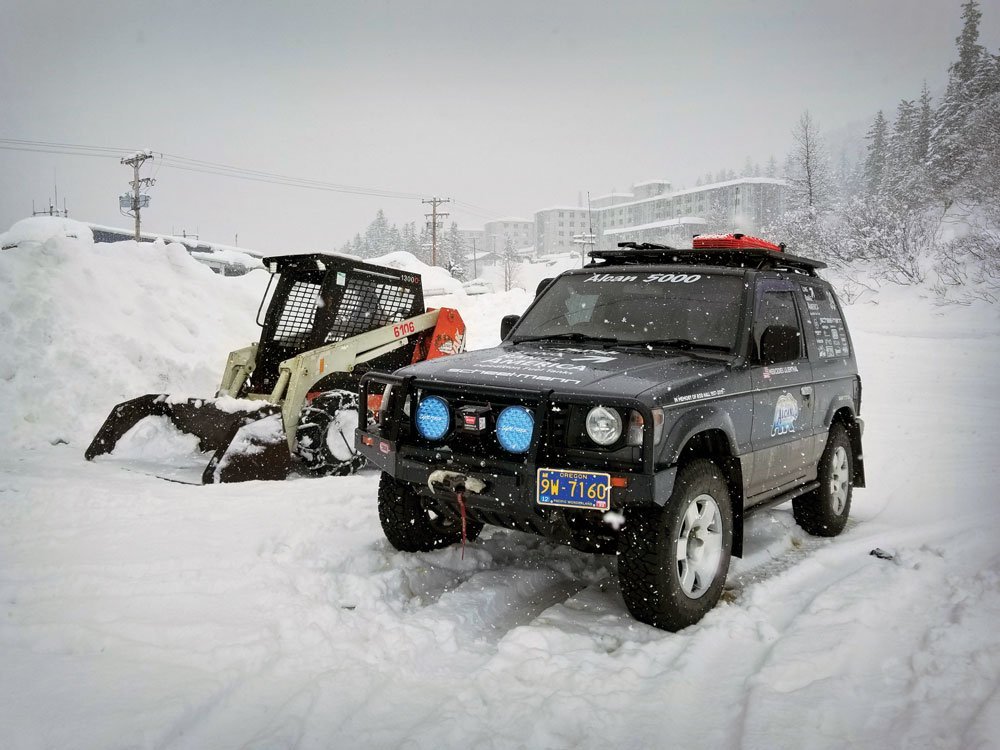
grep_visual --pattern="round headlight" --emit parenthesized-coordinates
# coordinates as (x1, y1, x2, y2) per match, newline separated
(496, 405, 535, 453)
(586, 406, 623, 446)
(415, 395, 450, 440)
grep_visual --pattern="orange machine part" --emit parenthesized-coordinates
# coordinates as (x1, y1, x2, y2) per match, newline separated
(412, 308, 467, 363)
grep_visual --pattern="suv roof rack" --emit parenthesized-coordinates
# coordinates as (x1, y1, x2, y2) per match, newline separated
(588, 240, 826, 275)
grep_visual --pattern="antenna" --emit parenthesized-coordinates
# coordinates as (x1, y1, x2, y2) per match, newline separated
(587, 190, 594, 244)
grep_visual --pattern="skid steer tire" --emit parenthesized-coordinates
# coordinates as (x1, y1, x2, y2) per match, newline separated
(296, 390, 367, 477)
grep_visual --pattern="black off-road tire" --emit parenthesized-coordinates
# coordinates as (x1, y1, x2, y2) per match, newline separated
(378, 472, 484, 552)
(617, 459, 734, 631)
(295, 390, 367, 477)
(793, 423, 853, 537)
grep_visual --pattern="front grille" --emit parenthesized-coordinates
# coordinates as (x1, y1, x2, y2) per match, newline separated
(400, 390, 645, 471)
(408, 391, 540, 462)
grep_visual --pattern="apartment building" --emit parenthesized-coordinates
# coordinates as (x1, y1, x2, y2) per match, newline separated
(533, 205, 600, 257)
(533, 177, 787, 256)
(483, 218, 534, 254)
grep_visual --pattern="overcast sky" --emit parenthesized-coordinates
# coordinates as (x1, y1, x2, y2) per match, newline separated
(2, 0, 998, 253)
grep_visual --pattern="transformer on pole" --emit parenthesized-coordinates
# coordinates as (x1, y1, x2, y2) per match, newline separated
(120, 151, 155, 241)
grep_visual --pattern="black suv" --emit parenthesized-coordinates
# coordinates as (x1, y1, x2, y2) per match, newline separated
(357, 234, 865, 631)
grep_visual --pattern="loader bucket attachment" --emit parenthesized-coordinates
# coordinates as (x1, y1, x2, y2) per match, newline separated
(85, 394, 294, 484)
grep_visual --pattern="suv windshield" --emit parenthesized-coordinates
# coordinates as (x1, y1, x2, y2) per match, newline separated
(513, 270, 746, 350)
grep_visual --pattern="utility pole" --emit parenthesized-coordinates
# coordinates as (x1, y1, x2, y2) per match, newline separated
(422, 196, 450, 266)
(470, 236, 479, 279)
(120, 151, 155, 241)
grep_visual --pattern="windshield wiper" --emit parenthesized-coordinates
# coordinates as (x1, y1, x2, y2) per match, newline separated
(618, 338, 732, 353)
(512, 332, 620, 346)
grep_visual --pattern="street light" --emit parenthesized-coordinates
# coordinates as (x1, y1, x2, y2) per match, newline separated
(572, 232, 597, 267)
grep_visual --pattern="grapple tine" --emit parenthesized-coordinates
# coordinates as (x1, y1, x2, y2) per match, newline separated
(85, 394, 172, 460)
(85, 395, 293, 484)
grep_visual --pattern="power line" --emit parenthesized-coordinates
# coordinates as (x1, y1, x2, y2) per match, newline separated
(1, 137, 506, 220)
(156, 158, 425, 201)
(0, 144, 126, 160)
(452, 199, 504, 219)
(0, 137, 130, 155)
(0, 138, 425, 201)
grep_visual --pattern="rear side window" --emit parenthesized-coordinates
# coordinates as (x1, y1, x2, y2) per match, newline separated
(800, 283, 850, 359)
(753, 291, 803, 359)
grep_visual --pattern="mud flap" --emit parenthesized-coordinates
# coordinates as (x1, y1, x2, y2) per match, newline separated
(85, 394, 294, 484)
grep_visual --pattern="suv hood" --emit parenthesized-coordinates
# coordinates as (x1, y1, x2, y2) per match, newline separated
(396, 342, 729, 400)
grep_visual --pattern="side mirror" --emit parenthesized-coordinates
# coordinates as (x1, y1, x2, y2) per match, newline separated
(535, 277, 554, 297)
(759, 325, 801, 365)
(500, 314, 520, 340)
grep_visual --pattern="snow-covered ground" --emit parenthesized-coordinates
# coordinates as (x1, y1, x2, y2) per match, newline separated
(1, 232, 998, 749)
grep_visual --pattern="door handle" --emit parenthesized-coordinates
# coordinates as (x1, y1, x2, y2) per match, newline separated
(800, 385, 813, 401)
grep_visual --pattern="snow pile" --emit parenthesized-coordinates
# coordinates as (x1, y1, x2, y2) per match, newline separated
(368, 250, 465, 296)
(189, 247, 264, 272)
(369, 249, 558, 350)
(109, 417, 202, 461)
(0, 216, 94, 248)
(0, 226, 267, 449)
(0, 233, 555, 449)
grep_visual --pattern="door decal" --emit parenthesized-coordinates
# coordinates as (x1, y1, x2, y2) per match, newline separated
(772, 393, 800, 436)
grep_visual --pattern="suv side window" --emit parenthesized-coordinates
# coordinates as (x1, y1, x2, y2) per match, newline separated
(799, 283, 850, 359)
(753, 290, 803, 362)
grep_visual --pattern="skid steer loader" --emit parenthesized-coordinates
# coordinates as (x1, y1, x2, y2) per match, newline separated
(85, 253, 466, 484)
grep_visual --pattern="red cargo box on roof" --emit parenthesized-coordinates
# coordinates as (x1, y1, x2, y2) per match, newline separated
(692, 233, 783, 252)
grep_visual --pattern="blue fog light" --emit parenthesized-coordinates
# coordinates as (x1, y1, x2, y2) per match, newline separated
(496, 405, 535, 453)
(415, 395, 450, 440)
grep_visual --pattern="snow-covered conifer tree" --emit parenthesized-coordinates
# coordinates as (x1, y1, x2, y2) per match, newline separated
(914, 82, 934, 166)
(351, 233, 366, 258)
(401, 222, 420, 260)
(863, 111, 889, 194)
(442, 223, 466, 280)
(884, 100, 918, 199)
(928, 0, 988, 193)
(363, 210, 391, 258)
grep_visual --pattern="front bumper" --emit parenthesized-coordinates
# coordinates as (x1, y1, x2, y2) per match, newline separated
(357, 372, 678, 535)
(357, 428, 677, 528)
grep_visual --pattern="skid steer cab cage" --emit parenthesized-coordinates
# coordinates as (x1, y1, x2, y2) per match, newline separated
(249, 254, 425, 395)
(85, 253, 468, 484)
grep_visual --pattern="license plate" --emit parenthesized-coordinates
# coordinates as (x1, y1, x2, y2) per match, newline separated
(537, 468, 611, 511)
